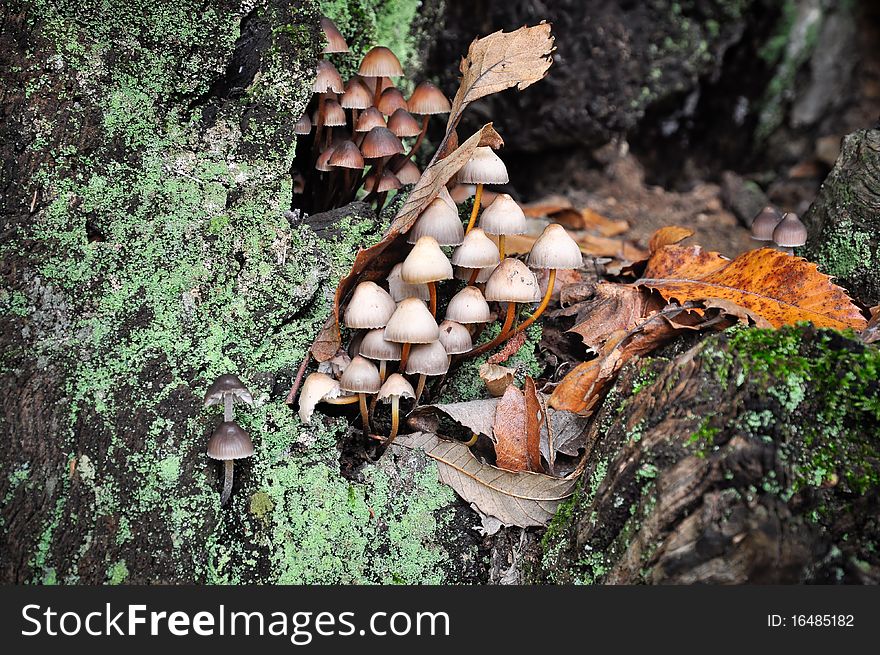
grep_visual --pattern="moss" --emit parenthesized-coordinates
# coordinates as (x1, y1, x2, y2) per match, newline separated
(107, 560, 129, 585)
(808, 218, 876, 281)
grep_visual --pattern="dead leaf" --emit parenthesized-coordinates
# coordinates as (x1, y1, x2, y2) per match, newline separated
(521, 195, 573, 217)
(642, 244, 730, 279)
(494, 385, 542, 472)
(487, 331, 527, 364)
(394, 432, 577, 527)
(577, 233, 647, 261)
(524, 377, 545, 472)
(547, 207, 585, 229)
(479, 362, 515, 396)
(567, 283, 650, 351)
(638, 248, 867, 330)
(649, 225, 694, 253)
(863, 305, 880, 344)
(580, 208, 629, 237)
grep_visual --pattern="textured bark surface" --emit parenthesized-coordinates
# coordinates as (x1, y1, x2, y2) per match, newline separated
(801, 126, 880, 307)
(536, 326, 880, 584)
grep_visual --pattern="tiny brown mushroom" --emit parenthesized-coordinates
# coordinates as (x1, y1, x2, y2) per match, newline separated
(207, 421, 254, 506)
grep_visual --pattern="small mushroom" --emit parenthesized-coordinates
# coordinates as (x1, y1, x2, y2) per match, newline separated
(400, 81, 451, 165)
(354, 106, 387, 134)
(479, 193, 527, 259)
(401, 236, 454, 316)
(343, 281, 396, 329)
(299, 372, 358, 425)
(359, 328, 403, 382)
(445, 286, 492, 325)
(319, 16, 349, 54)
(457, 147, 509, 234)
(377, 373, 415, 445)
(339, 355, 382, 435)
(387, 107, 422, 138)
(328, 140, 364, 170)
(407, 198, 465, 246)
(388, 155, 421, 185)
(293, 113, 312, 135)
(452, 227, 501, 284)
(384, 297, 440, 370)
(750, 206, 783, 241)
(387, 262, 430, 302)
(204, 374, 254, 422)
(207, 421, 254, 506)
(358, 46, 404, 105)
(438, 319, 473, 355)
(772, 212, 807, 254)
(406, 340, 449, 404)
(377, 87, 408, 116)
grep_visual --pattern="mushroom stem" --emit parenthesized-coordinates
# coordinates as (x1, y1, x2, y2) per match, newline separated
(373, 76, 384, 106)
(467, 268, 480, 285)
(464, 433, 479, 446)
(465, 183, 484, 234)
(223, 393, 235, 422)
(428, 281, 437, 317)
(220, 460, 234, 506)
(464, 301, 517, 359)
(503, 268, 556, 340)
(379, 360, 387, 383)
(414, 373, 427, 405)
(358, 392, 371, 434)
(498, 234, 506, 260)
(397, 116, 429, 166)
(399, 342, 412, 370)
(387, 395, 401, 446)
(312, 94, 327, 159)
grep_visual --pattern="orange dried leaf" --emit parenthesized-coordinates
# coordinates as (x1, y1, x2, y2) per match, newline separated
(521, 195, 573, 218)
(638, 248, 867, 330)
(580, 208, 629, 237)
(524, 376, 545, 473)
(494, 386, 535, 472)
(649, 225, 694, 253)
(643, 244, 729, 279)
(578, 233, 648, 261)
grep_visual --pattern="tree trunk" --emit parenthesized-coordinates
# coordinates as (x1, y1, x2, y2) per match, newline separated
(534, 326, 880, 584)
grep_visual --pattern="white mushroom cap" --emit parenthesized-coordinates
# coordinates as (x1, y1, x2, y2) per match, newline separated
(359, 328, 402, 361)
(445, 286, 491, 324)
(451, 227, 500, 268)
(454, 264, 496, 284)
(339, 355, 381, 394)
(401, 236, 453, 284)
(485, 258, 541, 303)
(479, 193, 527, 235)
(377, 373, 415, 402)
(407, 198, 464, 246)
(527, 224, 583, 270)
(457, 147, 509, 185)
(299, 372, 346, 424)
(344, 281, 397, 329)
(438, 186, 457, 211)
(438, 320, 473, 354)
(405, 341, 450, 376)
(384, 298, 440, 344)
(387, 262, 430, 302)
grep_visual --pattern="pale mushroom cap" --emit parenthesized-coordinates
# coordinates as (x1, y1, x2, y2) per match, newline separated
(360, 126, 404, 159)
(322, 99, 346, 127)
(359, 328, 403, 361)
(479, 193, 527, 235)
(387, 262, 430, 302)
(328, 141, 364, 170)
(320, 17, 349, 54)
(344, 281, 396, 329)
(407, 198, 465, 246)
(405, 340, 449, 376)
(384, 298, 440, 344)
(298, 372, 344, 424)
(773, 212, 807, 248)
(445, 286, 491, 324)
(457, 147, 509, 185)
(438, 320, 473, 354)
(339, 355, 381, 394)
(407, 81, 451, 115)
(204, 373, 254, 407)
(438, 186, 457, 210)
(527, 224, 583, 270)
(387, 107, 422, 137)
(293, 113, 312, 135)
(454, 264, 495, 284)
(401, 236, 453, 283)
(207, 422, 255, 460)
(485, 258, 542, 303)
(355, 106, 386, 133)
(450, 183, 475, 203)
(377, 87, 408, 116)
(390, 156, 421, 185)
(377, 373, 415, 402)
(358, 46, 404, 77)
(751, 206, 784, 241)
(451, 227, 500, 268)
(341, 77, 372, 109)
(314, 60, 344, 94)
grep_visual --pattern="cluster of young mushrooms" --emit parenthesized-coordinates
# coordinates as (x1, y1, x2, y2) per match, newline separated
(204, 374, 255, 505)
(293, 17, 452, 214)
(298, 144, 582, 447)
(750, 206, 807, 252)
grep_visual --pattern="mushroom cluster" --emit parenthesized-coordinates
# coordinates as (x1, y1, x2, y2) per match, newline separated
(204, 374, 255, 506)
(294, 16, 452, 214)
(750, 206, 807, 254)
(299, 147, 581, 445)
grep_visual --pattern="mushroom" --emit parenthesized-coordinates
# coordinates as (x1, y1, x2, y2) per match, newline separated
(204, 374, 254, 422)
(387, 107, 422, 139)
(445, 285, 492, 326)
(354, 106, 387, 135)
(293, 113, 312, 135)
(388, 155, 421, 185)
(377, 87, 408, 116)
(312, 61, 345, 149)
(339, 355, 382, 435)
(387, 262, 430, 302)
(315, 145, 336, 172)
(343, 281, 396, 329)
(207, 421, 254, 506)
(320, 16, 349, 54)
(452, 227, 501, 284)
(750, 206, 783, 242)
(328, 140, 364, 169)
(321, 99, 346, 128)
(359, 328, 403, 382)
(401, 235, 453, 316)
(384, 297, 440, 370)
(298, 372, 358, 424)
(405, 340, 449, 404)
(401, 81, 451, 165)
(457, 146, 509, 234)
(360, 126, 404, 203)
(772, 212, 807, 254)
(438, 319, 473, 355)
(377, 373, 415, 446)
(358, 46, 404, 105)
(454, 263, 496, 284)
(407, 198, 465, 246)
(479, 193, 527, 259)
(341, 77, 372, 130)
